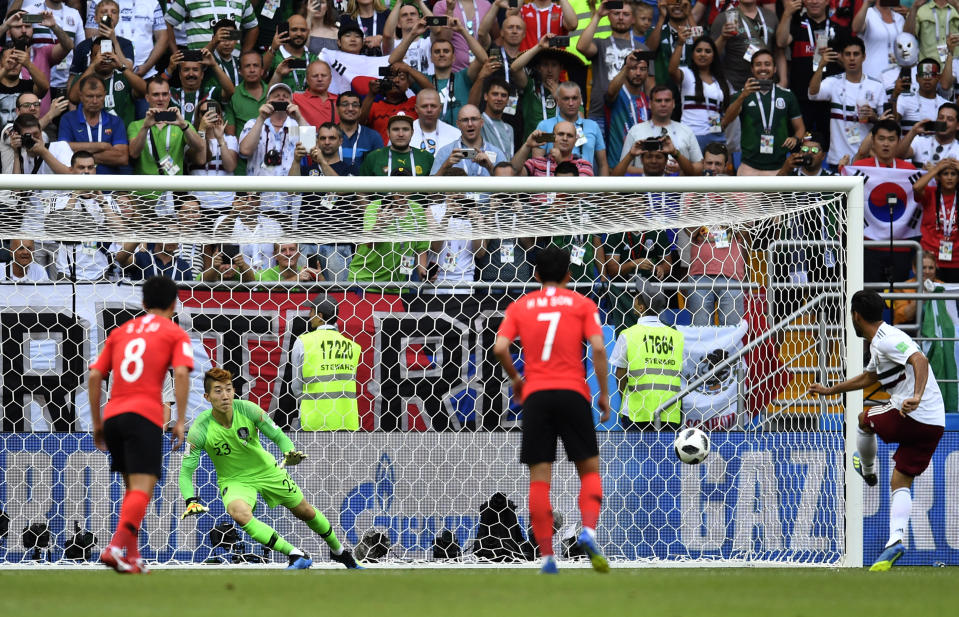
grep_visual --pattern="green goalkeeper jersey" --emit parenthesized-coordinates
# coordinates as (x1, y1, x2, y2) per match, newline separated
(179, 400, 295, 500)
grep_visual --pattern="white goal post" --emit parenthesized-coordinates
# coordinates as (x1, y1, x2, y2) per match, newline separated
(0, 174, 864, 568)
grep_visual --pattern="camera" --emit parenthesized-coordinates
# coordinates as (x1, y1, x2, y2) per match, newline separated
(154, 110, 177, 122)
(925, 120, 948, 132)
(755, 79, 774, 90)
(21, 133, 35, 149)
(641, 138, 662, 152)
(425, 16, 448, 27)
(606, 0, 624, 8)
(287, 58, 307, 69)
(182, 49, 204, 63)
(264, 149, 283, 166)
(100, 15, 112, 27)
(271, 101, 289, 112)
(226, 29, 242, 41)
(548, 36, 570, 48)
(801, 155, 813, 167)
(375, 78, 394, 91)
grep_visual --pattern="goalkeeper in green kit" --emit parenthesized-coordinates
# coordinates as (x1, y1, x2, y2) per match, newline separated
(179, 367, 361, 569)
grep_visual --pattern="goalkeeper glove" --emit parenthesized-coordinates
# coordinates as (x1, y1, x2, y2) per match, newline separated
(182, 497, 209, 519)
(282, 450, 307, 467)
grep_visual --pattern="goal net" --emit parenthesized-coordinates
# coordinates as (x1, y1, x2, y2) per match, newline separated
(0, 175, 864, 567)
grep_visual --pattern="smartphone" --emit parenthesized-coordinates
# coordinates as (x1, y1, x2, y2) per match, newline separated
(226, 29, 242, 41)
(205, 100, 222, 116)
(633, 50, 656, 62)
(277, 22, 290, 36)
(642, 138, 662, 151)
(878, 0, 900, 6)
(538, 132, 555, 143)
(182, 49, 204, 63)
(926, 120, 948, 132)
(50, 86, 67, 100)
(272, 101, 289, 112)
(549, 36, 571, 48)
(287, 58, 307, 69)
(605, 0, 624, 8)
(458, 148, 477, 159)
(378, 66, 394, 77)
(22, 14, 43, 24)
(100, 39, 113, 54)
(154, 110, 178, 122)
(219, 244, 240, 260)
(299, 125, 317, 150)
(508, 0, 520, 6)
(100, 14, 113, 27)
(425, 16, 448, 27)
(756, 79, 774, 90)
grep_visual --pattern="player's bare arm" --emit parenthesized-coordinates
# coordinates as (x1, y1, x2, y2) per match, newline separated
(902, 351, 930, 414)
(493, 335, 523, 400)
(88, 368, 107, 452)
(171, 364, 191, 451)
(588, 334, 611, 422)
(809, 371, 878, 396)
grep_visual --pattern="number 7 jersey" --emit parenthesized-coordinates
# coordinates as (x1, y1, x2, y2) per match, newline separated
(497, 286, 603, 401)
(90, 313, 194, 427)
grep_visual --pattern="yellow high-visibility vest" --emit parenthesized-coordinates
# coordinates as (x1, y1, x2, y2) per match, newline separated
(299, 328, 361, 431)
(622, 323, 684, 423)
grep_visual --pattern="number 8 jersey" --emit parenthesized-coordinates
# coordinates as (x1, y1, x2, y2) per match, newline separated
(497, 286, 603, 401)
(90, 313, 194, 427)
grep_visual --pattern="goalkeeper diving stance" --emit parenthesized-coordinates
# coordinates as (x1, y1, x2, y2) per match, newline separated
(179, 367, 360, 569)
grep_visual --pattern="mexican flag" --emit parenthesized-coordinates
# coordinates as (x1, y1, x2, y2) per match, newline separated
(920, 283, 959, 411)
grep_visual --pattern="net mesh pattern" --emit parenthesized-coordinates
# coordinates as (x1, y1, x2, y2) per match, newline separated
(0, 180, 851, 566)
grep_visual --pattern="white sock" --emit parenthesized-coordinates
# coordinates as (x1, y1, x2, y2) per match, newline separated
(330, 545, 343, 556)
(857, 428, 877, 474)
(888, 488, 911, 548)
(583, 527, 596, 540)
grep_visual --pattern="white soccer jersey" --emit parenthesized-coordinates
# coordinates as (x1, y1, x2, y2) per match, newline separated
(809, 74, 887, 165)
(866, 322, 945, 427)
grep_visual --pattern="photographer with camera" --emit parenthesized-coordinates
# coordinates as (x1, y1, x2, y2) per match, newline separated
(722, 49, 804, 175)
(897, 102, 959, 167)
(778, 132, 833, 177)
(620, 85, 702, 175)
(265, 14, 318, 93)
(7, 113, 74, 236)
(1, 92, 65, 170)
(382, 0, 433, 72)
(512, 121, 593, 176)
(66, 36, 145, 128)
(189, 98, 237, 211)
(432, 104, 507, 176)
(358, 63, 418, 142)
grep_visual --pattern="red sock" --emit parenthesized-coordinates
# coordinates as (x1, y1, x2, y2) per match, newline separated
(578, 472, 603, 531)
(112, 490, 149, 559)
(529, 481, 554, 557)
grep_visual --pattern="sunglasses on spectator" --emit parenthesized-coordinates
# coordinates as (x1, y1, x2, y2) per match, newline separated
(801, 146, 821, 154)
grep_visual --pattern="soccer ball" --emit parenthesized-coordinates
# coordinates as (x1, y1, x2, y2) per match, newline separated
(673, 428, 710, 464)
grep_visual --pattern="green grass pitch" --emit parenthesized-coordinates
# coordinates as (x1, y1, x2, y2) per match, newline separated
(1, 568, 956, 617)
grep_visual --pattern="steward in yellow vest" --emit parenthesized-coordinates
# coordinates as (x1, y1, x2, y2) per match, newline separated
(291, 296, 361, 431)
(611, 288, 684, 431)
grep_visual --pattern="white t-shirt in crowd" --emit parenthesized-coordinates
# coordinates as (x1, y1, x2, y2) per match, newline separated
(429, 201, 476, 291)
(678, 66, 725, 136)
(0, 261, 50, 281)
(808, 73, 887, 164)
(212, 213, 283, 271)
(910, 135, 959, 167)
(621, 120, 703, 168)
(191, 135, 239, 210)
(411, 119, 460, 155)
(860, 7, 905, 78)
(867, 322, 945, 427)
(896, 92, 951, 132)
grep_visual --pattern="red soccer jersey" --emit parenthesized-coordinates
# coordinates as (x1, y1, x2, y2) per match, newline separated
(90, 313, 194, 427)
(519, 4, 568, 52)
(497, 286, 603, 401)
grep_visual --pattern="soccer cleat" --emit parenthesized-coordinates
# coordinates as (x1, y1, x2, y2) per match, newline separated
(540, 555, 559, 574)
(99, 546, 136, 574)
(330, 548, 363, 569)
(576, 530, 610, 574)
(287, 553, 313, 570)
(852, 452, 878, 487)
(869, 542, 905, 572)
(129, 558, 150, 574)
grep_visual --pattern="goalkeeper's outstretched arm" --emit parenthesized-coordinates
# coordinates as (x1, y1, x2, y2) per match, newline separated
(178, 444, 202, 502)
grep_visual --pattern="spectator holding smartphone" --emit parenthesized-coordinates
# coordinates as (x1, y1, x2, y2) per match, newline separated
(896, 59, 950, 133)
(0, 42, 49, 127)
(165, 0, 259, 52)
(265, 14, 318, 93)
(382, 0, 434, 72)
(1, 10, 71, 117)
(532, 81, 608, 175)
(432, 104, 507, 175)
(606, 51, 650, 166)
(620, 85, 702, 175)
(306, 0, 342, 56)
(74, 2, 135, 77)
(722, 49, 804, 175)
(897, 102, 959, 168)
(84, 0, 168, 78)
(344, 0, 389, 54)
(67, 36, 145, 128)
(669, 32, 728, 153)
(190, 99, 238, 211)
(204, 18, 243, 86)
(18, 0, 86, 99)
(512, 122, 593, 176)
(167, 48, 234, 125)
(577, 0, 643, 133)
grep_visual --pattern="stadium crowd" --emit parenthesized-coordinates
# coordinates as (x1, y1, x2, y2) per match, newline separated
(0, 0, 955, 332)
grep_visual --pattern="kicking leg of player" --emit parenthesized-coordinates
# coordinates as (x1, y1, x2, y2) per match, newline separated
(854, 412, 879, 486)
(573, 456, 608, 573)
(102, 473, 157, 573)
(226, 499, 312, 569)
(870, 470, 914, 572)
(288, 498, 361, 569)
(528, 462, 558, 573)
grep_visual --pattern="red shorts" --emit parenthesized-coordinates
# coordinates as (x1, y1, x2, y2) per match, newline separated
(863, 403, 944, 477)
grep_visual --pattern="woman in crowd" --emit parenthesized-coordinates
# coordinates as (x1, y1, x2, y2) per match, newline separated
(345, 0, 390, 54)
(914, 158, 959, 283)
(306, 0, 341, 54)
(668, 32, 729, 153)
